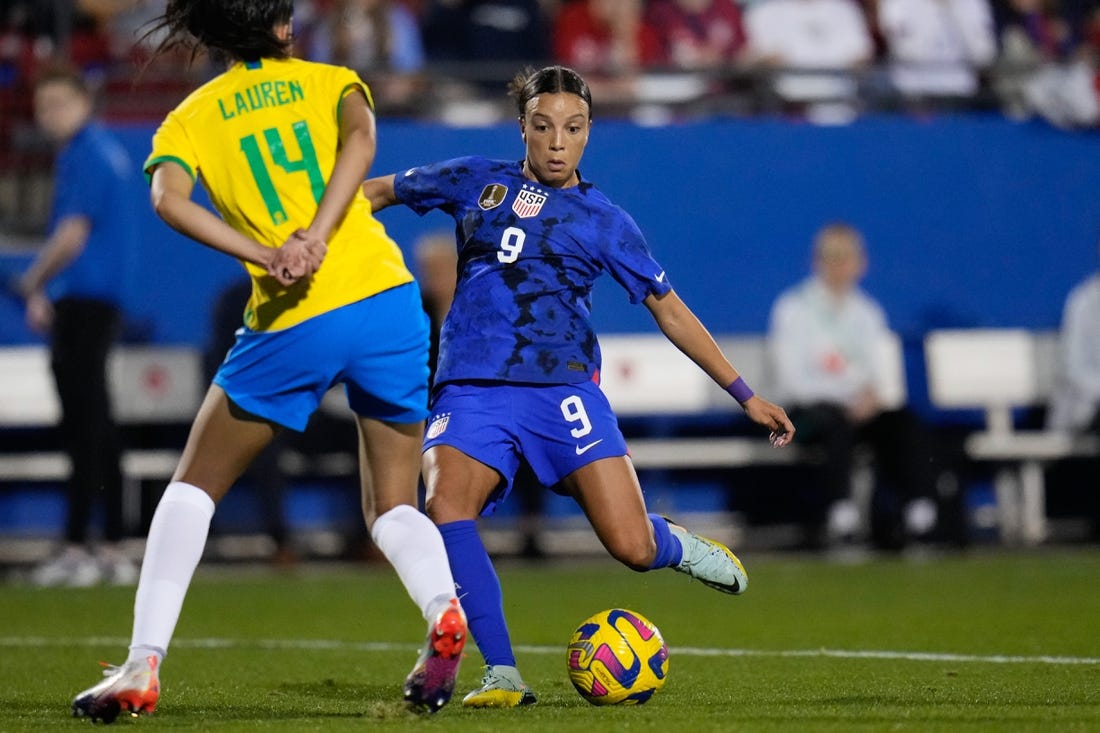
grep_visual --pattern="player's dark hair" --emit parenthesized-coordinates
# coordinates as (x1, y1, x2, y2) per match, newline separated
(508, 66, 592, 119)
(144, 0, 294, 65)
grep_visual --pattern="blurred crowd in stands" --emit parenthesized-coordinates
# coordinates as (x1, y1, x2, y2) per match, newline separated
(2, 0, 1100, 128)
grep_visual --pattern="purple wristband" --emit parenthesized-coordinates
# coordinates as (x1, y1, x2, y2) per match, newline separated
(726, 376, 754, 405)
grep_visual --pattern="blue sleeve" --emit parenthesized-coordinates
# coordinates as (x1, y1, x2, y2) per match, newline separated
(601, 208, 673, 305)
(392, 156, 475, 217)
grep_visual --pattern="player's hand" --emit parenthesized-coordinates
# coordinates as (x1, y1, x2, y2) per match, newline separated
(742, 395, 795, 447)
(24, 289, 53, 333)
(268, 230, 327, 286)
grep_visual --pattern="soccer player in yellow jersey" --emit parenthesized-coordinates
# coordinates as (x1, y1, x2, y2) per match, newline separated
(71, 1, 466, 722)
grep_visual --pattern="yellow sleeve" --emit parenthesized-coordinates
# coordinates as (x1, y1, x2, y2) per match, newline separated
(144, 110, 198, 184)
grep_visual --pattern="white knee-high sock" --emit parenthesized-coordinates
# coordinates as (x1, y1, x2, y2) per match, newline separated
(370, 504, 457, 622)
(127, 482, 215, 664)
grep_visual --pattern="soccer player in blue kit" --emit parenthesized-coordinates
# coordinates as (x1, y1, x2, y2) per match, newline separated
(363, 65, 795, 707)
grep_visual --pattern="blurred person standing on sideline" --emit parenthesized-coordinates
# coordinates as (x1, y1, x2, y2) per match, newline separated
(1046, 234, 1100, 538)
(69, 0, 466, 722)
(16, 63, 140, 588)
(767, 222, 939, 551)
(412, 230, 458, 386)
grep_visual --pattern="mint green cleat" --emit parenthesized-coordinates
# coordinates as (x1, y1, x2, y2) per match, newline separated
(461, 665, 537, 708)
(666, 519, 748, 595)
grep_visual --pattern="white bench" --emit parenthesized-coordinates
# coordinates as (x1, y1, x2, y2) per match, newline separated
(924, 328, 1100, 545)
(598, 331, 907, 469)
(599, 334, 799, 469)
(0, 345, 203, 528)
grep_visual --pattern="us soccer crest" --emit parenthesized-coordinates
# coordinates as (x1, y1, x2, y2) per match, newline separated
(426, 413, 451, 439)
(512, 186, 547, 218)
(478, 183, 507, 210)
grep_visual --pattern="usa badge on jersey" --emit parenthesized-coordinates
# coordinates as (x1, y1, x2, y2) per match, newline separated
(512, 186, 547, 218)
(478, 183, 507, 210)
(426, 413, 451, 439)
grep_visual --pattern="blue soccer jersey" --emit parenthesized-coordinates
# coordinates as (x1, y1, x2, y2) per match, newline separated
(394, 156, 672, 386)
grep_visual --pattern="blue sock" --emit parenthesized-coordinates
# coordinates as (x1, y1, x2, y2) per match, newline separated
(648, 513, 683, 569)
(437, 519, 516, 667)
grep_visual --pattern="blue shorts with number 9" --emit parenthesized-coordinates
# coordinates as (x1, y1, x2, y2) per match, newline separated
(423, 379, 629, 516)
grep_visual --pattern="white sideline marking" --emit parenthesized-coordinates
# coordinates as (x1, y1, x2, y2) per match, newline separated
(1, 636, 1097, 666)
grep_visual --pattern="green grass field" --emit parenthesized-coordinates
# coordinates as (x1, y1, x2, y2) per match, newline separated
(2, 549, 1099, 731)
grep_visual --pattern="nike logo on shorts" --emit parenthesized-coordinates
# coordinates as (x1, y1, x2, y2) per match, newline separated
(575, 439, 604, 455)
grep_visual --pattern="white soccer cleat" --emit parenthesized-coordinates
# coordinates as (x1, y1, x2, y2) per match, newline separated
(462, 664, 537, 708)
(71, 655, 160, 724)
(666, 519, 748, 595)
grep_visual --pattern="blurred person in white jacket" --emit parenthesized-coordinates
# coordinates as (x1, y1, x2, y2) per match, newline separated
(877, 0, 997, 103)
(1048, 239, 1100, 435)
(768, 223, 939, 550)
(743, 0, 874, 123)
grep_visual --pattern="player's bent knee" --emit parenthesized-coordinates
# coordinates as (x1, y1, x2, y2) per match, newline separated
(607, 536, 657, 572)
(424, 489, 481, 524)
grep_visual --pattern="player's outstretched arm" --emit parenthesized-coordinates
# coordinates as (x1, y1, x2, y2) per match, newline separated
(361, 174, 398, 214)
(643, 289, 794, 447)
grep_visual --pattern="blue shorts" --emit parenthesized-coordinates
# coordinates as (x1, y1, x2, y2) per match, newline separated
(214, 282, 430, 431)
(423, 380, 628, 516)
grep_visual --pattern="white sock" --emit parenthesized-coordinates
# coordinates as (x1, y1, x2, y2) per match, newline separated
(127, 482, 215, 664)
(370, 504, 456, 622)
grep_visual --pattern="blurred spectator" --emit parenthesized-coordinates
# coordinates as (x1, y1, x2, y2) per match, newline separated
(16, 64, 140, 586)
(308, 0, 426, 110)
(994, 0, 1099, 127)
(875, 0, 998, 108)
(645, 0, 748, 70)
(552, 0, 661, 105)
(420, 0, 552, 65)
(76, 0, 166, 63)
(205, 278, 297, 567)
(1048, 235, 1100, 436)
(38, 2, 111, 76)
(413, 229, 457, 386)
(1046, 233, 1100, 538)
(743, 0, 874, 123)
(767, 223, 939, 551)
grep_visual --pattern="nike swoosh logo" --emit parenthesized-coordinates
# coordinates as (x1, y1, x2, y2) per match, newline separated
(655, 271, 666, 282)
(576, 439, 604, 455)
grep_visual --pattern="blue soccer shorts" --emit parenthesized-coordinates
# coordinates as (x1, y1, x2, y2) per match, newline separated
(423, 379, 629, 516)
(214, 282, 430, 431)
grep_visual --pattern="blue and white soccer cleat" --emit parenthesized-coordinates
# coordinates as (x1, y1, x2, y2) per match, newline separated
(404, 598, 467, 713)
(666, 519, 748, 595)
(71, 655, 160, 723)
(461, 664, 537, 708)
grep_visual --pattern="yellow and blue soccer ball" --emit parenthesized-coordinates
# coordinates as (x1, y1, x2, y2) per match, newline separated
(566, 608, 669, 705)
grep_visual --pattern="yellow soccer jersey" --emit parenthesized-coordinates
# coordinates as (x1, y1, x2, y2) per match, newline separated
(145, 57, 413, 332)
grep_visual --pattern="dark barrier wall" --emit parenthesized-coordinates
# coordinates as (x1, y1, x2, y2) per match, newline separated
(3, 114, 1099, 349)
